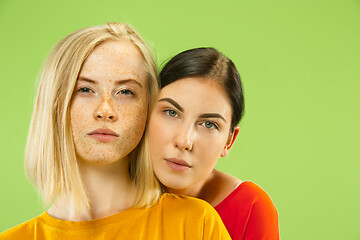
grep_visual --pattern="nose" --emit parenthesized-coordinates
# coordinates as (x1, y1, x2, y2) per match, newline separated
(174, 124, 194, 151)
(93, 97, 118, 122)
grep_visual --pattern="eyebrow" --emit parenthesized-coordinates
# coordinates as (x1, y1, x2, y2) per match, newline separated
(158, 97, 227, 123)
(158, 98, 183, 112)
(199, 113, 227, 123)
(77, 77, 97, 84)
(77, 77, 143, 87)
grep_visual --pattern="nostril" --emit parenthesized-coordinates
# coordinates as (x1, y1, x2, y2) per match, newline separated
(109, 116, 113, 120)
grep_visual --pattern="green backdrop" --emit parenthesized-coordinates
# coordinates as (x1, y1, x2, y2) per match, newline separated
(1, 0, 359, 239)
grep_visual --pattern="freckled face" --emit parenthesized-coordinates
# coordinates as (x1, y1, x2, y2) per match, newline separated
(70, 40, 148, 165)
(148, 77, 233, 190)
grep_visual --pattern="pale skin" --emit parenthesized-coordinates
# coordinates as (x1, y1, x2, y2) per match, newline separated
(148, 77, 241, 207)
(47, 40, 149, 221)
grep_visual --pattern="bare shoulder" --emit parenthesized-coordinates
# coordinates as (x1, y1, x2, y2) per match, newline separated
(213, 170, 242, 187)
(206, 170, 242, 206)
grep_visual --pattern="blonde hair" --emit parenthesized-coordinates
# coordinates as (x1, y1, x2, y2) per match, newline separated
(25, 23, 161, 212)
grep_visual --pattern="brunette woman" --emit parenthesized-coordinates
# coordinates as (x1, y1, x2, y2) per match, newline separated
(148, 47, 279, 240)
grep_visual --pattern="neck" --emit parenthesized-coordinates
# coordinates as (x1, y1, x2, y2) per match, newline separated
(166, 170, 217, 204)
(48, 157, 138, 221)
(166, 170, 242, 207)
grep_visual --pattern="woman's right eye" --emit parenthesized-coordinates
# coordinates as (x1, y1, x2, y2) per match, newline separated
(164, 109, 178, 118)
(77, 87, 94, 94)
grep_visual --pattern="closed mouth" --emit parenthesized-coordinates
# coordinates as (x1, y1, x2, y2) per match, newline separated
(165, 158, 191, 168)
(87, 128, 119, 137)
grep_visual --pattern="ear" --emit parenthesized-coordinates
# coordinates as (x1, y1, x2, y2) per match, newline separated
(220, 125, 240, 157)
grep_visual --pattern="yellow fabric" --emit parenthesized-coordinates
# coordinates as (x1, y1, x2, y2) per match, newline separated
(0, 194, 230, 239)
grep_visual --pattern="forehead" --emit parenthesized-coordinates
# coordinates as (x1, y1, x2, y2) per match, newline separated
(79, 40, 147, 82)
(159, 77, 232, 116)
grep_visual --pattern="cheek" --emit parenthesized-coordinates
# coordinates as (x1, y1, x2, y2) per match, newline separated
(117, 97, 148, 139)
(197, 135, 227, 164)
(70, 102, 94, 159)
(70, 100, 93, 134)
(148, 116, 173, 162)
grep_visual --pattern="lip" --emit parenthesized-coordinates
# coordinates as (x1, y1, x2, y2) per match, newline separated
(87, 128, 119, 143)
(165, 158, 191, 172)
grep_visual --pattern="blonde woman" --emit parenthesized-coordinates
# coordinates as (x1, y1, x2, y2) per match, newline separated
(0, 23, 230, 239)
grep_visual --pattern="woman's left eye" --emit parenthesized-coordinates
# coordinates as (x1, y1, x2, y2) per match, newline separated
(201, 121, 218, 130)
(117, 89, 134, 95)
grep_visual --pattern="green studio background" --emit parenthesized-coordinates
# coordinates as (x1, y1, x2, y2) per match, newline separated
(1, 0, 359, 239)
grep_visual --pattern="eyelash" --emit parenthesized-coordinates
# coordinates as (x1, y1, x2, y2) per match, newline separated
(116, 89, 134, 96)
(200, 121, 219, 130)
(77, 87, 94, 94)
(76, 87, 135, 96)
(164, 109, 219, 130)
(164, 109, 178, 118)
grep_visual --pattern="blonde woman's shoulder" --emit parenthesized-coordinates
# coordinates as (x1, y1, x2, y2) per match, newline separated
(160, 193, 215, 212)
(157, 193, 231, 239)
(0, 216, 38, 240)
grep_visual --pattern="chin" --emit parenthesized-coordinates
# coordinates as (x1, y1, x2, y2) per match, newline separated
(159, 176, 189, 191)
(77, 151, 125, 165)
(79, 157, 121, 165)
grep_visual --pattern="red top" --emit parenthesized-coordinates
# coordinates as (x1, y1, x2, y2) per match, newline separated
(214, 181, 279, 240)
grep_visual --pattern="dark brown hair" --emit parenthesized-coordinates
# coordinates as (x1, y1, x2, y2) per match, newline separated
(160, 47, 244, 131)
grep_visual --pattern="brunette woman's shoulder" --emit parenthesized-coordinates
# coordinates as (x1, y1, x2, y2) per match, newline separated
(239, 181, 280, 239)
(216, 180, 278, 215)
(208, 170, 242, 206)
(214, 179, 279, 239)
(218, 180, 279, 239)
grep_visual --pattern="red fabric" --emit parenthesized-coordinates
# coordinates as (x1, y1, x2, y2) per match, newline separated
(214, 181, 279, 240)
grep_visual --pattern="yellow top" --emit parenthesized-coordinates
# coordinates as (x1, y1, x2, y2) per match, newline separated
(0, 193, 230, 240)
